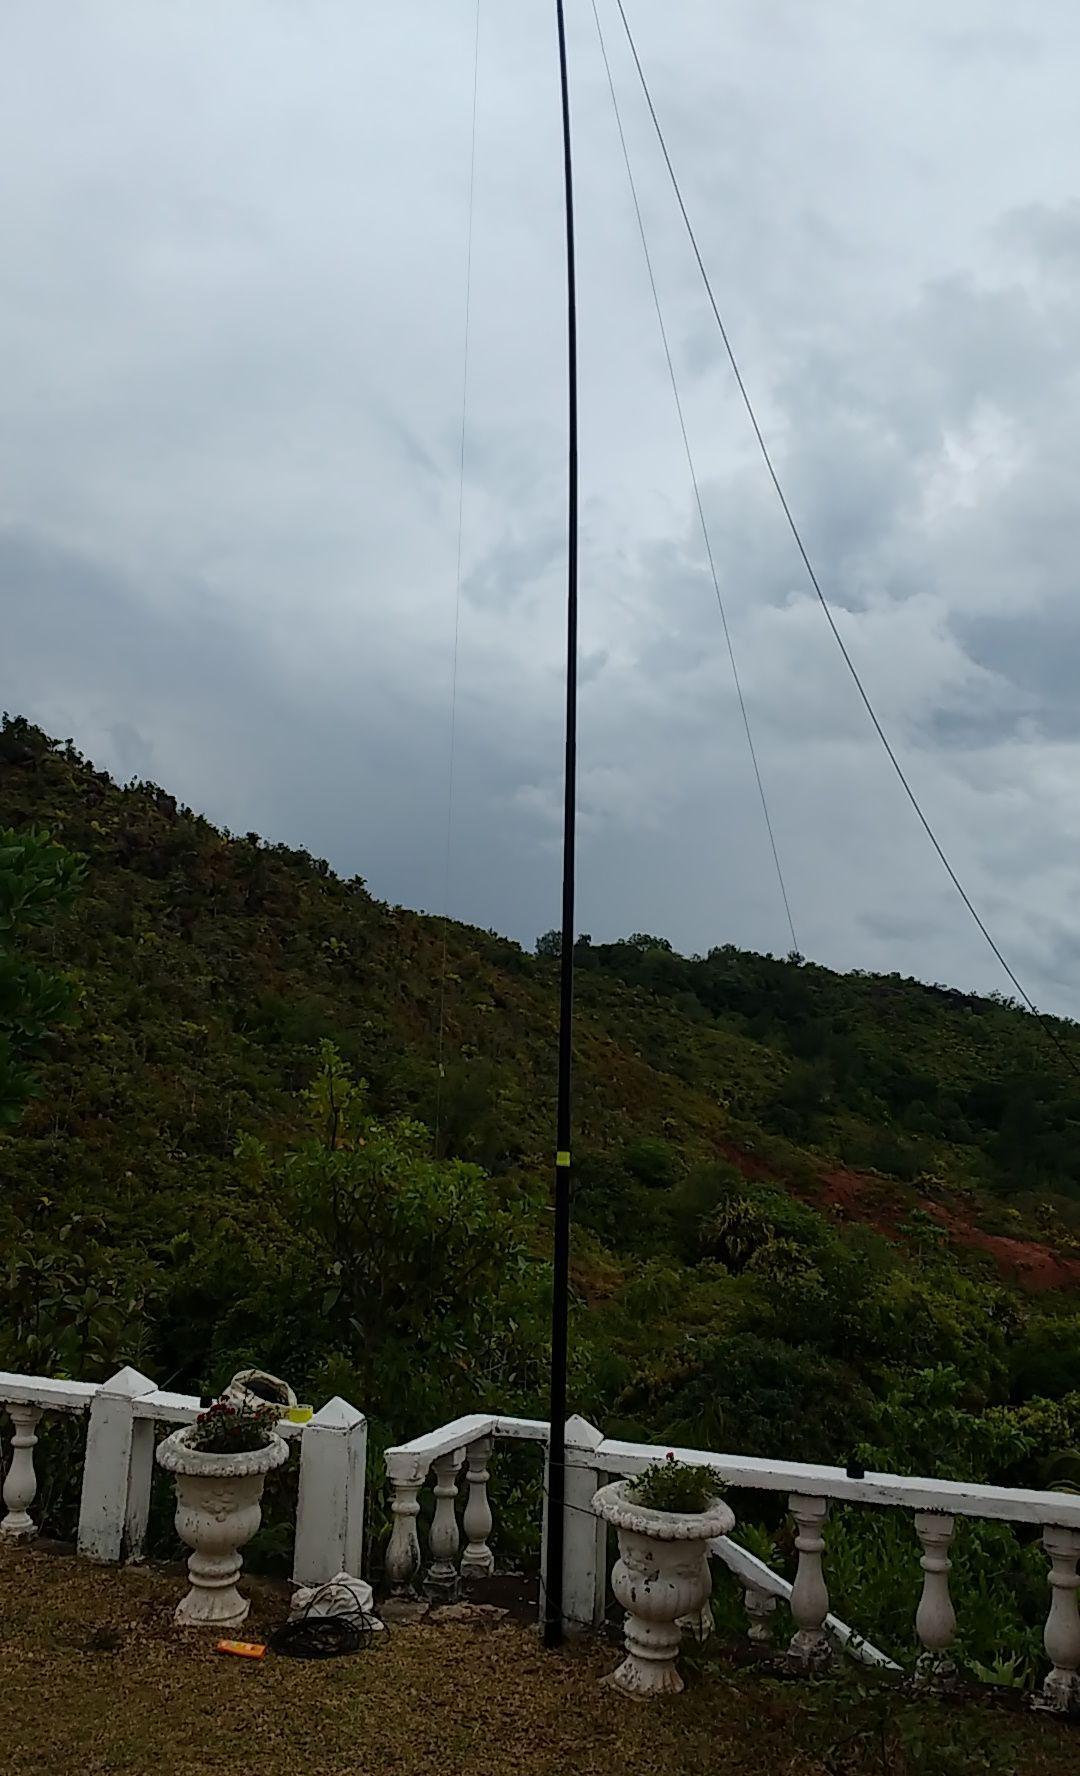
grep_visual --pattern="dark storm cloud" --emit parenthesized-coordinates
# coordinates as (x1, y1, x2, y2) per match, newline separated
(4, 1, 1080, 1014)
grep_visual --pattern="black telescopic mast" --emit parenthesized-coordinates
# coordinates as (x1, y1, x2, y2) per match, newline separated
(541, 0, 580, 1651)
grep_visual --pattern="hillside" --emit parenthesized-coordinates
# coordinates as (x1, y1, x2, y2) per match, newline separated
(3, 714, 1080, 1259)
(3, 713, 1080, 1672)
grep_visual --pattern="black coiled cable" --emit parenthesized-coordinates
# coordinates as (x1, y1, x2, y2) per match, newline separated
(268, 1583, 388, 1660)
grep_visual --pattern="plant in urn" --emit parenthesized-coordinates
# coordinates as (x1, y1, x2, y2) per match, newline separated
(593, 1454, 733, 1698)
(156, 1395, 289, 1627)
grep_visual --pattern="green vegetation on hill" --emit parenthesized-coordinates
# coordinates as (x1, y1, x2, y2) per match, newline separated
(2, 714, 1080, 1678)
(0, 816, 83, 1128)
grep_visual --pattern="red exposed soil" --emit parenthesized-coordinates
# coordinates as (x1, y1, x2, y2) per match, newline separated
(817, 1166, 1080, 1294)
(819, 1167, 895, 1223)
(715, 1140, 774, 1183)
(924, 1204, 1080, 1293)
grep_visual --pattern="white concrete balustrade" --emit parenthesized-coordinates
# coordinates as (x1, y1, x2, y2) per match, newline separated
(384, 1412, 548, 1609)
(0, 1367, 366, 1587)
(385, 1418, 1080, 1713)
(3, 1366, 1079, 1715)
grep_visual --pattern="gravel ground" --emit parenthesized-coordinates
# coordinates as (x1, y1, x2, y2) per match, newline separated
(0, 1544, 1074, 1775)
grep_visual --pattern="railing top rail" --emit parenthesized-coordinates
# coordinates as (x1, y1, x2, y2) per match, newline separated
(0, 1371, 311, 1439)
(384, 1417, 1080, 1528)
(0, 1373, 99, 1413)
(495, 1415, 550, 1443)
(385, 1413, 549, 1481)
(130, 1388, 304, 1437)
(597, 1438, 1080, 1530)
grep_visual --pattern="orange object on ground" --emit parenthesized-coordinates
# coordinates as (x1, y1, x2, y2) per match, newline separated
(216, 1639, 266, 1659)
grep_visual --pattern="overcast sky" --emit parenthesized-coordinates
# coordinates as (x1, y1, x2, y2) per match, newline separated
(4, 2, 1080, 1014)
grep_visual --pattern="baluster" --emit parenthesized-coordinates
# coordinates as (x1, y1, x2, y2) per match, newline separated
(460, 1435, 495, 1578)
(425, 1448, 463, 1601)
(787, 1494, 831, 1670)
(1037, 1526, 1080, 1714)
(914, 1511, 957, 1688)
(384, 1474, 424, 1612)
(1, 1405, 43, 1541)
(744, 1583, 777, 1646)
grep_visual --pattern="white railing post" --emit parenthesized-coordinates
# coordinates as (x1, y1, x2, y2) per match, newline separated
(914, 1511, 957, 1687)
(744, 1583, 777, 1645)
(788, 1494, 831, 1670)
(293, 1397, 367, 1586)
(540, 1415, 606, 1637)
(1, 1404, 43, 1541)
(425, 1449, 464, 1600)
(77, 1366, 157, 1562)
(1038, 1525, 1080, 1714)
(460, 1434, 495, 1577)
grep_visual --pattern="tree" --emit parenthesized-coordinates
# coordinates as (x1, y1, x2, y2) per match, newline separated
(0, 825, 84, 1126)
(537, 930, 594, 961)
(229, 1044, 549, 1425)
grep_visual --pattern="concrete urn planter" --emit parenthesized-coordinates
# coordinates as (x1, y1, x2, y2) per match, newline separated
(156, 1426, 290, 1626)
(592, 1479, 734, 1698)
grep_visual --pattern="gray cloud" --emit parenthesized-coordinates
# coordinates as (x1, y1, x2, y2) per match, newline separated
(4, 1, 1080, 1018)
(1000, 203, 1080, 270)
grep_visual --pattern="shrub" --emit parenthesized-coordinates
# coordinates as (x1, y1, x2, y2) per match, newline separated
(626, 1452, 725, 1514)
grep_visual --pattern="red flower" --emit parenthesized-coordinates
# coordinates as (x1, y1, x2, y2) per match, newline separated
(665, 1451, 675, 1463)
